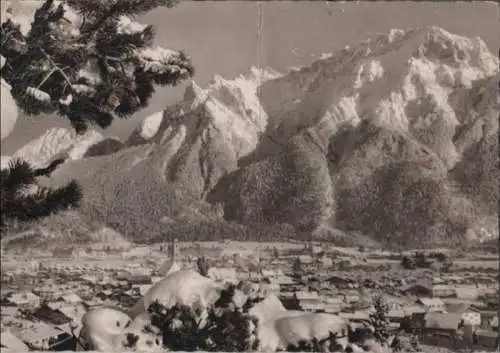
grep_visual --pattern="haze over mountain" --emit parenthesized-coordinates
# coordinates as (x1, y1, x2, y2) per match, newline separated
(7, 27, 499, 248)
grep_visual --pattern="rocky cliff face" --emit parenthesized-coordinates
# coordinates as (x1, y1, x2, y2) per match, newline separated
(32, 26, 498, 246)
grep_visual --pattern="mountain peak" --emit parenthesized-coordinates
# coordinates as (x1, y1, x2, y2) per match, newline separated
(11, 127, 104, 168)
(183, 80, 207, 107)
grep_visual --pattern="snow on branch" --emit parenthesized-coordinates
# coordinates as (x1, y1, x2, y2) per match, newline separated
(0, 0, 194, 132)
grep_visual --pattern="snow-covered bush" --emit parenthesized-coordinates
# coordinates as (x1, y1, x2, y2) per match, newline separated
(147, 300, 259, 351)
(0, 54, 18, 140)
(144, 281, 266, 352)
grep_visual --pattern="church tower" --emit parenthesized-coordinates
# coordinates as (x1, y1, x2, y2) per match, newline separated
(169, 238, 178, 261)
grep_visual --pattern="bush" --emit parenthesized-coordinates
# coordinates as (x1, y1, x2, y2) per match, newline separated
(147, 293, 260, 351)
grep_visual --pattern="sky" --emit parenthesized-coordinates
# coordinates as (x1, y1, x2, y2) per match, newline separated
(2, 1, 499, 155)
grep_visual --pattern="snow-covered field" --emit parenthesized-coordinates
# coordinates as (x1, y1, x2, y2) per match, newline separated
(21, 350, 492, 353)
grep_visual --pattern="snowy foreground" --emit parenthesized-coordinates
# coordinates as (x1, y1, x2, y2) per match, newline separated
(22, 351, 492, 353)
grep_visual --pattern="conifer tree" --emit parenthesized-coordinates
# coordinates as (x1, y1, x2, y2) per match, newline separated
(369, 295, 390, 345)
(0, 158, 82, 234)
(0, 0, 194, 132)
(0, 0, 193, 232)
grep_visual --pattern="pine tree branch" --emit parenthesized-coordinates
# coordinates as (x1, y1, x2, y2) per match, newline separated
(38, 48, 74, 91)
(0, 159, 37, 194)
(33, 158, 65, 177)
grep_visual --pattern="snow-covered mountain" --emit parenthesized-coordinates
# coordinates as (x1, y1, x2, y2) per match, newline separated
(41, 26, 498, 246)
(126, 66, 282, 159)
(11, 127, 105, 168)
(254, 26, 497, 168)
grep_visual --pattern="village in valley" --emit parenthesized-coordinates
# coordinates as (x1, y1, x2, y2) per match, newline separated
(0, 239, 498, 352)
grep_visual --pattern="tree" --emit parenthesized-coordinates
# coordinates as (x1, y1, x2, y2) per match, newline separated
(1, 158, 82, 234)
(292, 257, 303, 276)
(1, 0, 193, 233)
(401, 255, 416, 270)
(434, 252, 448, 262)
(0, 0, 194, 133)
(368, 295, 390, 345)
(414, 252, 431, 268)
(272, 246, 280, 259)
(440, 260, 453, 273)
(197, 256, 210, 277)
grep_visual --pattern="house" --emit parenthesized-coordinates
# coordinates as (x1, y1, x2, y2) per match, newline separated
(33, 306, 72, 326)
(96, 289, 113, 300)
(136, 284, 153, 296)
(295, 291, 324, 312)
(423, 312, 463, 334)
(58, 293, 82, 305)
(80, 275, 99, 284)
(58, 304, 87, 323)
(277, 275, 294, 284)
(15, 323, 73, 350)
(454, 285, 479, 300)
(421, 312, 465, 349)
(474, 329, 499, 349)
(1, 306, 20, 320)
(151, 276, 163, 283)
(298, 255, 313, 265)
(415, 298, 445, 312)
(432, 285, 456, 298)
(127, 274, 152, 285)
(338, 311, 371, 322)
(300, 301, 325, 312)
(324, 296, 344, 305)
(208, 268, 238, 284)
(295, 291, 320, 301)
(6, 291, 40, 308)
(261, 270, 277, 278)
(487, 315, 498, 330)
(323, 303, 342, 313)
(82, 298, 103, 310)
(0, 330, 28, 352)
(445, 303, 481, 327)
(344, 293, 360, 304)
(317, 255, 333, 268)
(260, 277, 280, 293)
(387, 309, 405, 323)
(325, 275, 354, 290)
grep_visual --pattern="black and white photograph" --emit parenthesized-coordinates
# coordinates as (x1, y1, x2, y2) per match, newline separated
(0, 1, 498, 352)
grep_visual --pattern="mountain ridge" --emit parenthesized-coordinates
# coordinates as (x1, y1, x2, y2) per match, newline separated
(11, 26, 499, 247)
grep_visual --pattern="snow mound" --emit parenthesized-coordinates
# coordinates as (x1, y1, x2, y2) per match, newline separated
(128, 269, 221, 318)
(0, 0, 40, 35)
(79, 307, 161, 352)
(11, 127, 104, 168)
(1, 71, 18, 141)
(157, 258, 181, 277)
(258, 312, 349, 351)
